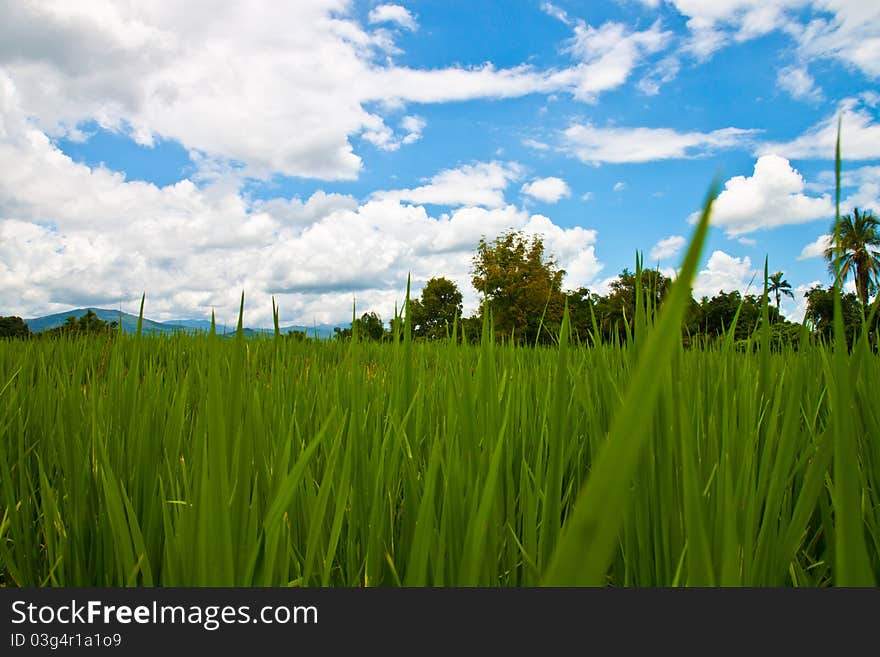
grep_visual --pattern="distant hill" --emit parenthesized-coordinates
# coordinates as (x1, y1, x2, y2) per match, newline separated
(23, 308, 340, 338)
(24, 308, 178, 335)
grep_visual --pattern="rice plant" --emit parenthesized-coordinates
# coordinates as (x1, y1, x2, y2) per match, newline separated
(1, 296, 877, 586)
(1, 163, 877, 587)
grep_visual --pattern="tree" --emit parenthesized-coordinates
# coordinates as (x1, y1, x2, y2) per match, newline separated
(824, 208, 880, 307)
(0, 316, 31, 338)
(590, 268, 673, 343)
(357, 311, 385, 341)
(408, 277, 463, 340)
(471, 230, 565, 344)
(565, 286, 601, 343)
(803, 285, 862, 345)
(334, 311, 385, 341)
(687, 290, 781, 342)
(768, 271, 794, 319)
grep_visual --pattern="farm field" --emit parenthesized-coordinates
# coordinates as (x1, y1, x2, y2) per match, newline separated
(3, 1, 880, 596)
(2, 313, 878, 587)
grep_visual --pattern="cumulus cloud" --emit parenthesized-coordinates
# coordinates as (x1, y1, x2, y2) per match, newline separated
(692, 250, 759, 300)
(521, 177, 571, 203)
(520, 215, 603, 287)
(613, 181, 626, 192)
(798, 234, 832, 259)
(368, 4, 418, 31)
(692, 155, 833, 235)
(372, 161, 523, 208)
(757, 97, 880, 160)
(562, 123, 754, 164)
(0, 96, 603, 324)
(649, 235, 686, 261)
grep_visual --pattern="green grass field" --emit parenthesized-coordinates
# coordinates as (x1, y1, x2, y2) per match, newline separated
(1, 310, 877, 587)
(2, 186, 878, 588)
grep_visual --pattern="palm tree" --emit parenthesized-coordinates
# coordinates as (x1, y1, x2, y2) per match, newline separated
(768, 271, 794, 319)
(824, 208, 880, 307)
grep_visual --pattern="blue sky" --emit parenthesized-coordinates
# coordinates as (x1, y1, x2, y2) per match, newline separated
(1, 1, 878, 326)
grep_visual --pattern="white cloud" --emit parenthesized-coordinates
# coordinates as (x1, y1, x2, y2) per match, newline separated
(541, 2, 571, 25)
(400, 115, 426, 145)
(637, 56, 681, 95)
(370, 64, 561, 105)
(660, 1, 806, 59)
(364, 113, 426, 150)
(0, 99, 604, 325)
(0, 4, 395, 180)
(523, 138, 551, 151)
(372, 161, 523, 208)
(371, 18, 671, 107)
(613, 182, 626, 192)
(560, 20, 672, 102)
(793, 1, 880, 79)
(800, 164, 880, 213)
(521, 177, 571, 203)
(562, 123, 754, 164)
(776, 65, 823, 101)
(798, 234, 832, 259)
(649, 235, 686, 261)
(368, 4, 418, 31)
(694, 155, 833, 235)
(841, 165, 880, 213)
(581, 191, 594, 201)
(361, 114, 399, 151)
(520, 215, 603, 288)
(693, 250, 759, 299)
(784, 280, 821, 321)
(646, 0, 802, 61)
(660, 1, 880, 79)
(252, 191, 358, 227)
(758, 98, 880, 160)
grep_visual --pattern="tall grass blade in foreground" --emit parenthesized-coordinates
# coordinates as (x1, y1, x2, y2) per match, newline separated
(830, 118, 875, 585)
(136, 293, 145, 337)
(272, 296, 281, 338)
(236, 290, 245, 338)
(542, 182, 717, 586)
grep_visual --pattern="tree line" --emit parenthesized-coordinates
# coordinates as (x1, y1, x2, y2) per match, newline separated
(335, 207, 880, 348)
(3, 208, 878, 346)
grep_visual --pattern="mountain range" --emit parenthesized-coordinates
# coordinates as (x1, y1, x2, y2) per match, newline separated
(22, 308, 339, 339)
